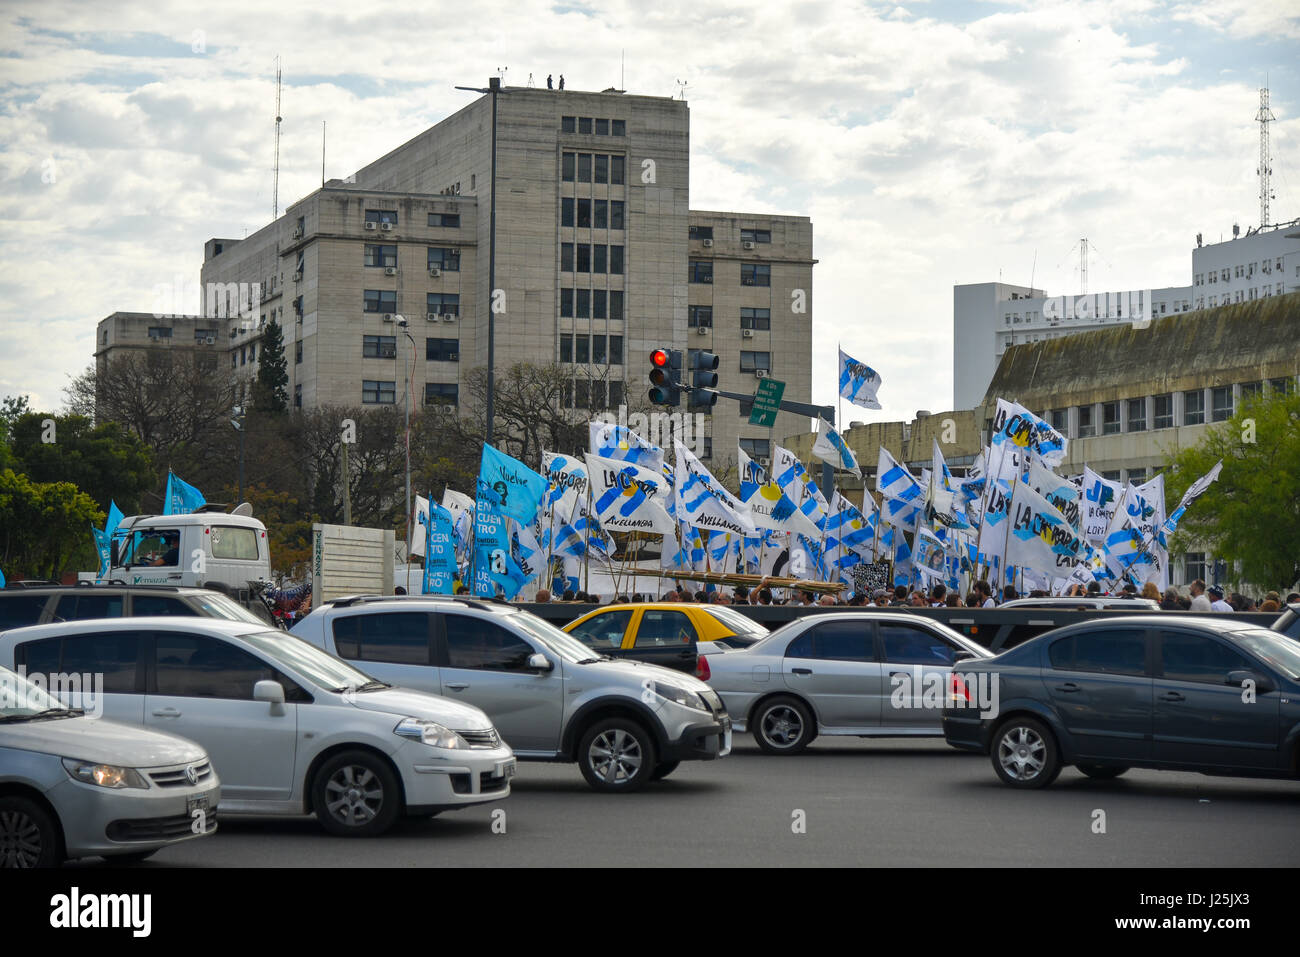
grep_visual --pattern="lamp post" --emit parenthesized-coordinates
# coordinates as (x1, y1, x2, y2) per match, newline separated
(230, 405, 246, 504)
(396, 318, 416, 554)
(455, 77, 505, 446)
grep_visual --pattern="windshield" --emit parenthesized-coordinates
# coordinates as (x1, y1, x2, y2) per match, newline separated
(1236, 629, 1300, 680)
(706, 605, 770, 639)
(193, 593, 267, 625)
(506, 610, 607, 663)
(0, 664, 70, 719)
(235, 630, 379, 691)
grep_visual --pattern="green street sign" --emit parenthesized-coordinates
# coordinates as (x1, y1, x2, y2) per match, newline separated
(748, 377, 786, 427)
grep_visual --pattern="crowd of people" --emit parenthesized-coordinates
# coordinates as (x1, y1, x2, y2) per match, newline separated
(516, 578, 1297, 611)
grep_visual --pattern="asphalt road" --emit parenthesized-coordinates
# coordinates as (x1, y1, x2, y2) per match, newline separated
(77, 738, 1300, 868)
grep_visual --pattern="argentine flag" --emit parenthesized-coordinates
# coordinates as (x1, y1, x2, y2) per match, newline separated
(838, 348, 882, 410)
(812, 420, 861, 476)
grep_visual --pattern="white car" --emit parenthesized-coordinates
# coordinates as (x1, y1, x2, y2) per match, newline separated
(0, 618, 515, 837)
(1, 664, 220, 867)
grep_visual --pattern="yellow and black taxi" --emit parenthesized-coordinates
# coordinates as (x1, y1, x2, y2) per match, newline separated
(563, 602, 770, 677)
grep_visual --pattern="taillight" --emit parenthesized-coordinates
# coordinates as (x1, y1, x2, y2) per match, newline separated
(695, 656, 711, 681)
(949, 672, 970, 703)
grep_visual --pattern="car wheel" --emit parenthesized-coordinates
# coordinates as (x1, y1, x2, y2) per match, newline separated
(1078, 764, 1129, 780)
(752, 696, 815, 755)
(650, 761, 680, 781)
(110, 849, 159, 864)
(991, 717, 1062, 789)
(312, 751, 403, 836)
(0, 797, 61, 868)
(578, 719, 656, 792)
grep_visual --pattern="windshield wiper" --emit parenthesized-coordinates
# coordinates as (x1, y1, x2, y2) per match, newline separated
(0, 708, 83, 723)
(332, 680, 390, 694)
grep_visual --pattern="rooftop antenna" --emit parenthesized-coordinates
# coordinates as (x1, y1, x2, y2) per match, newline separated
(1079, 238, 1088, 295)
(273, 56, 282, 219)
(1256, 84, 1276, 228)
(321, 120, 326, 187)
(621, 49, 625, 91)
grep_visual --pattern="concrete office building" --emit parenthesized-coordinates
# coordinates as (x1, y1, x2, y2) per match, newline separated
(953, 217, 1300, 409)
(150, 85, 815, 467)
(978, 293, 1300, 586)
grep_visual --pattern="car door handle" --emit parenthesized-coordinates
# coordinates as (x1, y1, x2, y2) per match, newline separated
(1158, 691, 1185, 702)
(1053, 683, 1080, 693)
(151, 708, 182, 718)
(445, 682, 469, 691)
(791, 667, 813, 675)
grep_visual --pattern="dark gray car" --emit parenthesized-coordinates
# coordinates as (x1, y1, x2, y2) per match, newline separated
(943, 615, 1300, 788)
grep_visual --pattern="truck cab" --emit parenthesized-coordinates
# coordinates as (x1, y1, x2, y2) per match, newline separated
(110, 510, 271, 591)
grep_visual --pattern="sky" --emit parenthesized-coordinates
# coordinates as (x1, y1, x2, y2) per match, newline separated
(1, 0, 1297, 426)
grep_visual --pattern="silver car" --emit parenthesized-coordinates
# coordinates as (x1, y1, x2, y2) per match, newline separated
(291, 596, 731, 791)
(706, 611, 994, 754)
(0, 664, 220, 867)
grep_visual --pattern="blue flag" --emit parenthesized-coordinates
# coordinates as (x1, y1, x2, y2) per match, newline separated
(163, 472, 206, 515)
(422, 498, 457, 595)
(106, 501, 124, 536)
(0, 566, 5, 588)
(478, 444, 547, 527)
(472, 488, 530, 599)
(838, 347, 882, 410)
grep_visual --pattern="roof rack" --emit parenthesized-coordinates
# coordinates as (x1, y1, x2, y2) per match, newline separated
(325, 594, 505, 612)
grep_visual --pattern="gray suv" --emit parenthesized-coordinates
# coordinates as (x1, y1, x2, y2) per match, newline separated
(291, 596, 731, 791)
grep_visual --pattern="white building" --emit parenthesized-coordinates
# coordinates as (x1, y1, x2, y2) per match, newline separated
(953, 217, 1300, 409)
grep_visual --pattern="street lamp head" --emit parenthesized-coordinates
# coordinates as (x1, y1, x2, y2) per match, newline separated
(395, 316, 408, 328)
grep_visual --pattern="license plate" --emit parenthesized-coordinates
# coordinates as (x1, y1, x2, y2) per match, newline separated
(187, 794, 211, 817)
(496, 759, 517, 780)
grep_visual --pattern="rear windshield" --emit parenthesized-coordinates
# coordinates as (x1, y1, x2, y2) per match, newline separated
(0, 595, 50, 629)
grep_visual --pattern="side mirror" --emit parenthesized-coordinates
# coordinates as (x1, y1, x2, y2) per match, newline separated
(1226, 669, 1274, 696)
(254, 680, 286, 710)
(527, 653, 553, 672)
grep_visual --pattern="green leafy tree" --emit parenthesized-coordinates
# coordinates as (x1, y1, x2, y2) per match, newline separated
(9, 412, 155, 514)
(0, 468, 104, 579)
(252, 319, 290, 414)
(1166, 389, 1300, 591)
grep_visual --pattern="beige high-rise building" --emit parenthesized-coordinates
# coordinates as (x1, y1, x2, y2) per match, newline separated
(104, 85, 815, 470)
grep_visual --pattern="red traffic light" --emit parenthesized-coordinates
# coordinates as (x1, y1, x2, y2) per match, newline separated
(651, 349, 669, 367)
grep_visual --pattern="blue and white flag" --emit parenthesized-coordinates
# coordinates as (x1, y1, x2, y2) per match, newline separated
(478, 444, 547, 527)
(1081, 466, 1122, 543)
(509, 519, 544, 585)
(1006, 483, 1086, 578)
(163, 472, 205, 515)
(585, 452, 676, 535)
(812, 420, 861, 476)
(825, 491, 873, 577)
(92, 526, 111, 578)
(773, 444, 829, 530)
(912, 526, 949, 582)
(876, 447, 924, 504)
(541, 451, 589, 522)
(1026, 458, 1082, 532)
(674, 440, 756, 537)
(1160, 460, 1223, 541)
(988, 398, 1068, 471)
(472, 491, 530, 599)
(422, 499, 457, 595)
(838, 348, 882, 410)
(739, 447, 823, 539)
(589, 421, 664, 474)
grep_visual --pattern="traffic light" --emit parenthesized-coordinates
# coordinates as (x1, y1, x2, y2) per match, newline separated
(688, 350, 719, 410)
(648, 348, 682, 406)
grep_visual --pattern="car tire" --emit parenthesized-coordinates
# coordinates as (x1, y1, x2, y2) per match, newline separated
(991, 717, 1062, 789)
(752, 696, 815, 755)
(312, 750, 403, 837)
(110, 849, 159, 864)
(650, 761, 680, 781)
(577, 719, 656, 792)
(0, 797, 62, 868)
(1078, 764, 1129, 780)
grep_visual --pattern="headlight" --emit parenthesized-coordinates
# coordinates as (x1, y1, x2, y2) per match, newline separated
(394, 718, 467, 749)
(652, 683, 708, 712)
(61, 759, 149, 790)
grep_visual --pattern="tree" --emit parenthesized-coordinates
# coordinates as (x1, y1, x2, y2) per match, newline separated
(8, 412, 155, 514)
(1166, 388, 1300, 591)
(252, 319, 289, 414)
(0, 468, 104, 579)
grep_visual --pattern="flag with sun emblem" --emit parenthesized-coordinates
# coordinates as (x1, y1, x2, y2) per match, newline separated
(738, 447, 822, 539)
(583, 452, 676, 535)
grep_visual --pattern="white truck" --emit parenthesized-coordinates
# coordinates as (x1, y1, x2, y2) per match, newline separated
(110, 509, 271, 590)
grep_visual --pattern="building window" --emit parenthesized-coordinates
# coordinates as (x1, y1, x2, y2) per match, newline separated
(1183, 390, 1205, 425)
(1184, 552, 1206, 584)
(740, 228, 772, 244)
(426, 338, 458, 362)
(561, 197, 574, 227)
(609, 380, 623, 407)
(739, 437, 771, 459)
(609, 335, 623, 365)
(560, 288, 574, 318)
(1049, 409, 1067, 433)
(561, 116, 576, 133)
(740, 307, 771, 330)
(365, 245, 398, 268)
(1101, 401, 1120, 435)
(577, 198, 591, 228)
(362, 380, 396, 404)
(560, 334, 572, 364)
(610, 155, 625, 185)
(363, 290, 397, 313)
(1211, 386, 1233, 422)
(427, 293, 460, 316)
(610, 201, 625, 230)
(1077, 405, 1095, 438)
(1101, 470, 1121, 482)
(364, 209, 397, 226)
(294, 384, 302, 408)
(428, 247, 460, 271)
(593, 245, 607, 274)
(428, 213, 460, 228)
(595, 118, 609, 135)
(592, 289, 607, 320)
(594, 154, 609, 184)
(295, 341, 303, 364)
(1126, 398, 1145, 432)
(363, 335, 397, 359)
(1127, 468, 1146, 485)
(147, 326, 173, 339)
(561, 152, 575, 181)
(425, 383, 459, 407)
(610, 290, 624, 321)
(612, 119, 626, 136)
(561, 381, 573, 408)
(1269, 377, 1294, 395)
(1240, 381, 1263, 403)
(741, 263, 771, 287)
(578, 117, 593, 134)
(688, 305, 713, 329)
(576, 335, 590, 364)
(1153, 393, 1173, 429)
(592, 335, 607, 365)
(574, 379, 590, 409)
(561, 243, 575, 272)
(701, 437, 713, 460)
(739, 351, 771, 373)
(576, 288, 590, 318)
(577, 153, 592, 181)
(690, 225, 714, 241)
(690, 261, 713, 284)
